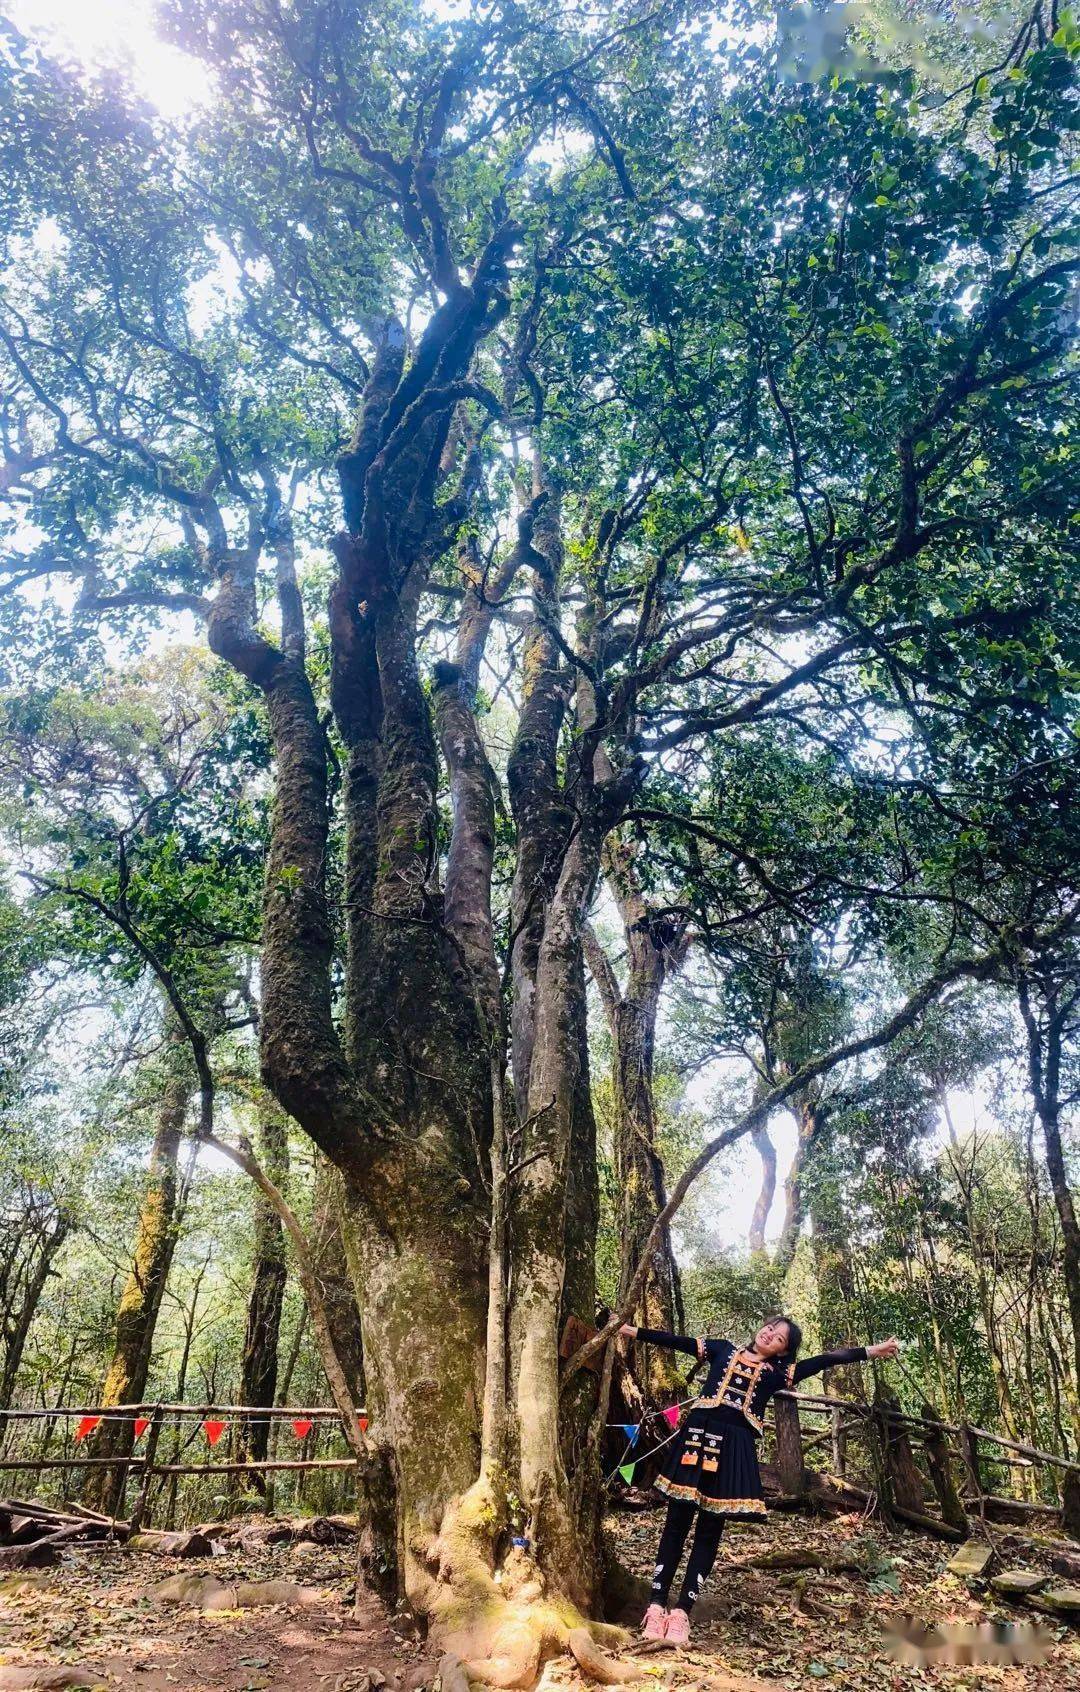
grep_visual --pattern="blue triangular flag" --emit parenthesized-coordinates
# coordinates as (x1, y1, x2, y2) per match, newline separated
(621, 1423, 640, 1446)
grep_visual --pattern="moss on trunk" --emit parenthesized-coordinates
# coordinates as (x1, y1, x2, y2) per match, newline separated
(83, 1062, 188, 1514)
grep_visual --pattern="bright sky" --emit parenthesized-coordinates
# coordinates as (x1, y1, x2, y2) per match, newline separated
(681, 1068, 982, 1254)
(7, 0, 210, 117)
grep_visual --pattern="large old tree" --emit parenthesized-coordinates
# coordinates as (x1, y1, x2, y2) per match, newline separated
(2, 0, 1077, 1660)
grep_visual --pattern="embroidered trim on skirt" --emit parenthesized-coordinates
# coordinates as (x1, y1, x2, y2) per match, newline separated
(653, 1408, 766, 1520)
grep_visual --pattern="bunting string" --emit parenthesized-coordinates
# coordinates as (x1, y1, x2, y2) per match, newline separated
(605, 1391, 698, 1430)
(603, 1422, 684, 1486)
(62, 1409, 332, 1444)
(601, 1391, 700, 1484)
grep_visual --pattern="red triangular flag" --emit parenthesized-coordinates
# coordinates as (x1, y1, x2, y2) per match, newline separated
(74, 1414, 101, 1442)
(202, 1418, 227, 1446)
(291, 1418, 313, 1439)
(359, 1415, 369, 1434)
(662, 1405, 681, 1429)
(133, 1417, 150, 1439)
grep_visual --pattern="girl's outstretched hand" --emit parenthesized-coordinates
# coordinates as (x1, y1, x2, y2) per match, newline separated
(619, 1323, 638, 1339)
(868, 1336, 900, 1359)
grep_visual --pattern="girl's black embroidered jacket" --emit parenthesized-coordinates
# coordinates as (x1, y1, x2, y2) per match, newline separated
(637, 1328, 869, 1436)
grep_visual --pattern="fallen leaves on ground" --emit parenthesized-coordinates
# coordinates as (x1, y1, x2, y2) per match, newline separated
(2, 1510, 1080, 1690)
(608, 1506, 1080, 1690)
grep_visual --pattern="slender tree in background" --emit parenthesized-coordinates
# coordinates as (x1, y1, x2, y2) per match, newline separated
(310, 1159, 367, 1413)
(235, 1103, 290, 1482)
(82, 1023, 191, 1513)
(1016, 946, 1080, 1403)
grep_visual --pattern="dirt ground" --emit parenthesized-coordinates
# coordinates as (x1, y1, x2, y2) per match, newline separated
(2, 1508, 1080, 1691)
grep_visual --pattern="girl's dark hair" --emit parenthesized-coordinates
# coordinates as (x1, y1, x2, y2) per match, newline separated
(769, 1314, 803, 1361)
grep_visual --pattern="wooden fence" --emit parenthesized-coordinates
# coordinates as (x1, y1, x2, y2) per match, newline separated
(766, 1388, 1080, 1542)
(0, 1402, 363, 1531)
(2, 1390, 1078, 1543)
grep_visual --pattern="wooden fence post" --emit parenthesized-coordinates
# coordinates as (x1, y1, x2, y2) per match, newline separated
(128, 1405, 164, 1536)
(959, 1424, 984, 1504)
(830, 1402, 847, 1479)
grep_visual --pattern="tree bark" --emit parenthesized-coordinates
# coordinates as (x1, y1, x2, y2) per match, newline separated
(1018, 974, 1080, 1405)
(311, 1160, 366, 1409)
(876, 1387, 926, 1514)
(583, 840, 686, 1397)
(83, 1054, 189, 1513)
(773, 1395, 807, 1497)
(0, 1208, 69, 1418)
(749, 1124, 776, 1258)
(235, 1107, 290, 1481)
(774, 1089, 822, 1275)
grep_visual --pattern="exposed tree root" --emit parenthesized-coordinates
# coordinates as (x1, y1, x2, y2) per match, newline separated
(439, 1654, 475, 1692)
(568, 1626, 641, 1683)
(418, 1478, 634, 1691)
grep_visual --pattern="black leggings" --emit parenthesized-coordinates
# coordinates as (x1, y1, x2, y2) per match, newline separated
(649, 1498, 725, 1613)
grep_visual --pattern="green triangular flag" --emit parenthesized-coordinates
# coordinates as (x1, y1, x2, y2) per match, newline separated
(618, 1462, 636, 1484)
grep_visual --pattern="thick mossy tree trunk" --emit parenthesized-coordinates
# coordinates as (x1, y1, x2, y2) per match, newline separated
(209, 260, 523, 1624)
(505, 589, 641, 1608)
(235, 1107, 290, 1481)
(206, 192, 638, 1652)
(83, 1057, 189, 1513)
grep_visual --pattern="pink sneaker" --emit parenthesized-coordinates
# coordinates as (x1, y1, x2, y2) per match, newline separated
(641, 1603, 668, 1640)
(665, 1608, 691, 1646)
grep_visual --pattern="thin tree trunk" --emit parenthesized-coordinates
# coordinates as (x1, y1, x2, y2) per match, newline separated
(944, 1097, 1030, 1453)
(583, 830, 686, 1397)
(749, 1124, 776, 1257)
(164, 1254, 208, 1530)
(82, 1055, 190, 1513)
(0, 1212, 69, 1418)
(1018, 976, 1080, 1412)
(311, 1161, 366, 1409)
(235, 1107, 290, 1483)
(774, 1089, 822, 1275)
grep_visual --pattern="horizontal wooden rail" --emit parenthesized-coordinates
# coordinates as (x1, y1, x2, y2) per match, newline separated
(0, 1454, 356, 1474)
(772, 1391, 1080, 1474)
(150, 1459, 357, 1476)
(0, 1403, 354, 1421)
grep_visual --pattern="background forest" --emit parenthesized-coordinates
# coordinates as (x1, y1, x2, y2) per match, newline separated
(0, 0, 1078, 1644)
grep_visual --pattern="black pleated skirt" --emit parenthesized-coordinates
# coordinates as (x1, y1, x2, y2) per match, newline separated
(654, 1405, 766, 1520)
